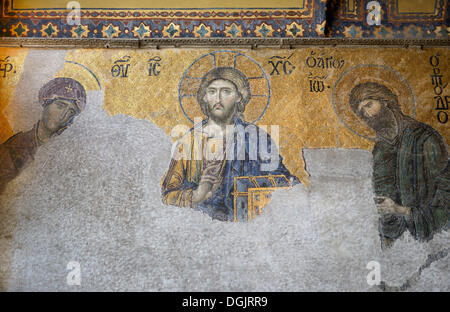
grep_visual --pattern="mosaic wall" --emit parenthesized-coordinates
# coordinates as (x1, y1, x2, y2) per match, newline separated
(1, 0, 326, 38)
(328, 0, 449, 38)
(1, 0, 448, 39)
(0, 46, 448, 291)
(0, 0, 449, 293)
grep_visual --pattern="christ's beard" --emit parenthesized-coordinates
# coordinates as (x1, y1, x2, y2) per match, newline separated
(208, 104, 235, 124)
(366, 107, 398, 140)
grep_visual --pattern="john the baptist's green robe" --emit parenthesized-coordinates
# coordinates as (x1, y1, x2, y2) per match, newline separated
(373, 116, 449, 243)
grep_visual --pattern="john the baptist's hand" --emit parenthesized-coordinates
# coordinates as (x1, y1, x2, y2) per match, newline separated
(376, 196, 411, 216)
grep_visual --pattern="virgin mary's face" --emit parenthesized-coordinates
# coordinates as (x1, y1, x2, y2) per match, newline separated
(203, 79, 241, 122)
(41, 99, 79, 134)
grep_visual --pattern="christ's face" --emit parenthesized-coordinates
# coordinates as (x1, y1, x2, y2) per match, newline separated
(203, 79, 241, 123)
(41, 99, 79, 134)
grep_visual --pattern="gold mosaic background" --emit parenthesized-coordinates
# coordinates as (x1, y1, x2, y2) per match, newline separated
(0, 47, 448, 184)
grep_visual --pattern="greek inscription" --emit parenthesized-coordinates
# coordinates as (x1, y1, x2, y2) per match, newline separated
(0, 56, 14, 78)
(111, 55, 131, 78)
(430, 54, 448, 124)
(148, 56, 162, 76)
(268, 54, 295, 76)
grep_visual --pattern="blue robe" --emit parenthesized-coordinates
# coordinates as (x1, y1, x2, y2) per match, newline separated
(161, 116, 299, 221)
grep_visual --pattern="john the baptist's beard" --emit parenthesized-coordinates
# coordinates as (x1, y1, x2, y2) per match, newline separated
(365, 106, 398, 139)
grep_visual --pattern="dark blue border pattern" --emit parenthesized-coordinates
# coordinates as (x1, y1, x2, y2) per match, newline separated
(1, 1, 448, 39)
(1, 0, 328, 38)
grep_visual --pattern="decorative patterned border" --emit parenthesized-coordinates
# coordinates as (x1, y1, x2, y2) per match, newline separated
(330, 0, 449, 38)
(338, 0, 363, 21)
(0, 37, 448, 48)
(0, 0, 329, 39)
(2, 0, 313, 20)
(0, 19, 328, 39)
(1, 1, 448, 39)
(388, 0, 446, 23)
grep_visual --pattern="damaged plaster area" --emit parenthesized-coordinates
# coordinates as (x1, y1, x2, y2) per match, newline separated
(0, 88, 448, 291)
